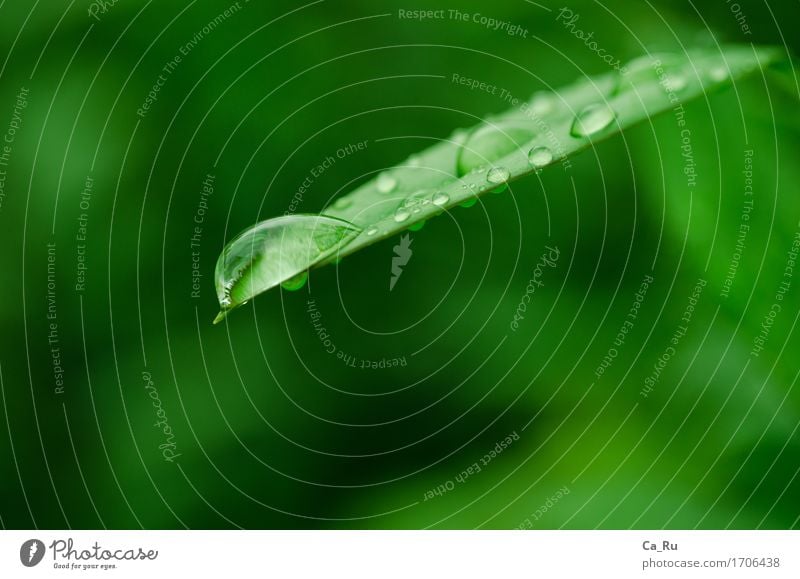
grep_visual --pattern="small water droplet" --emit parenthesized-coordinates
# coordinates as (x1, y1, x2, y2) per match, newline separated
(366, 226, 379, 236)
(666, 75, 687, 92)
(570, 104, 616, 138)
(409, 221, 425, 232)
(491, 184, 507, 194)
(709, 66, 728, 82)
(403, 191, 428, 209)
(460, 198, 477, 208)
(376, 172, 397, 193)
(281, 271, 309, 292)
(333, 197, 352, 209)
(450, 129, 469, 144)
(394, 208, 411, 223)
(528, 146, 553, 169)
(407, 155, 421, 167)
(432, 192, 449, 206)
(529, 92, 553, 115)
(487, 166, 510, 184)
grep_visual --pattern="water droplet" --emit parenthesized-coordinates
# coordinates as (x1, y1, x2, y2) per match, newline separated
(450, 129, 469, 144)
(394, 208, 410, 223)
(403, 191, 428, 209)
(214, 214, 360, 320)
(366, 226, 379, 236)
(709, 66, 728, 82)
(432, 192, 449, 206)
(570, 104, 616, 138)
(487, 166, 510, 184)
(333, 197, 352, 209)
(491, 184, 507, 194)
(457, 121, 537, 176)
(529, 92, 553, 116)
(376, 172, 397, 194)
(615, 53, 683, 96)
(666, 75, 687, 92)
(281, 271, 308, 291)
(528, 146, 553, 169)
(460, 198, 477, 208)
(409, 221, 425, 232)
(407, 155, 421, 167)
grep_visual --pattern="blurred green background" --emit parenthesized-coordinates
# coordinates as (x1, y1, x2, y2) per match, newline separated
(0, 0, 798, 529)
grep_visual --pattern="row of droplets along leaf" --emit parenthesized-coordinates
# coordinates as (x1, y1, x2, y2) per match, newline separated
(213, 45, 782, 322)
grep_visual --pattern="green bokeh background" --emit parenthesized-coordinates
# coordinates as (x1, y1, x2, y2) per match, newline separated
(0, 0, 798, 529)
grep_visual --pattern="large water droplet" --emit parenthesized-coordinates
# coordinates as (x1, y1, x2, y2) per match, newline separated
(457, 121, 537, 176)
(487, 166, 510, 184)
(570, 104, 616, 138)
(376, 172, 397, 193)
(528, 146, 553, 169)
(214, 214, 360, 322)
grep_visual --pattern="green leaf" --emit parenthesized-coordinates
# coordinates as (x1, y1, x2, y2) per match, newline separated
(214, 45, 784, 321)
(213, 215, 361, 323)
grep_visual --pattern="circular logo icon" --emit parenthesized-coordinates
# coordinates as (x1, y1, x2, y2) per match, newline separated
(20, 539, 46, 567)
